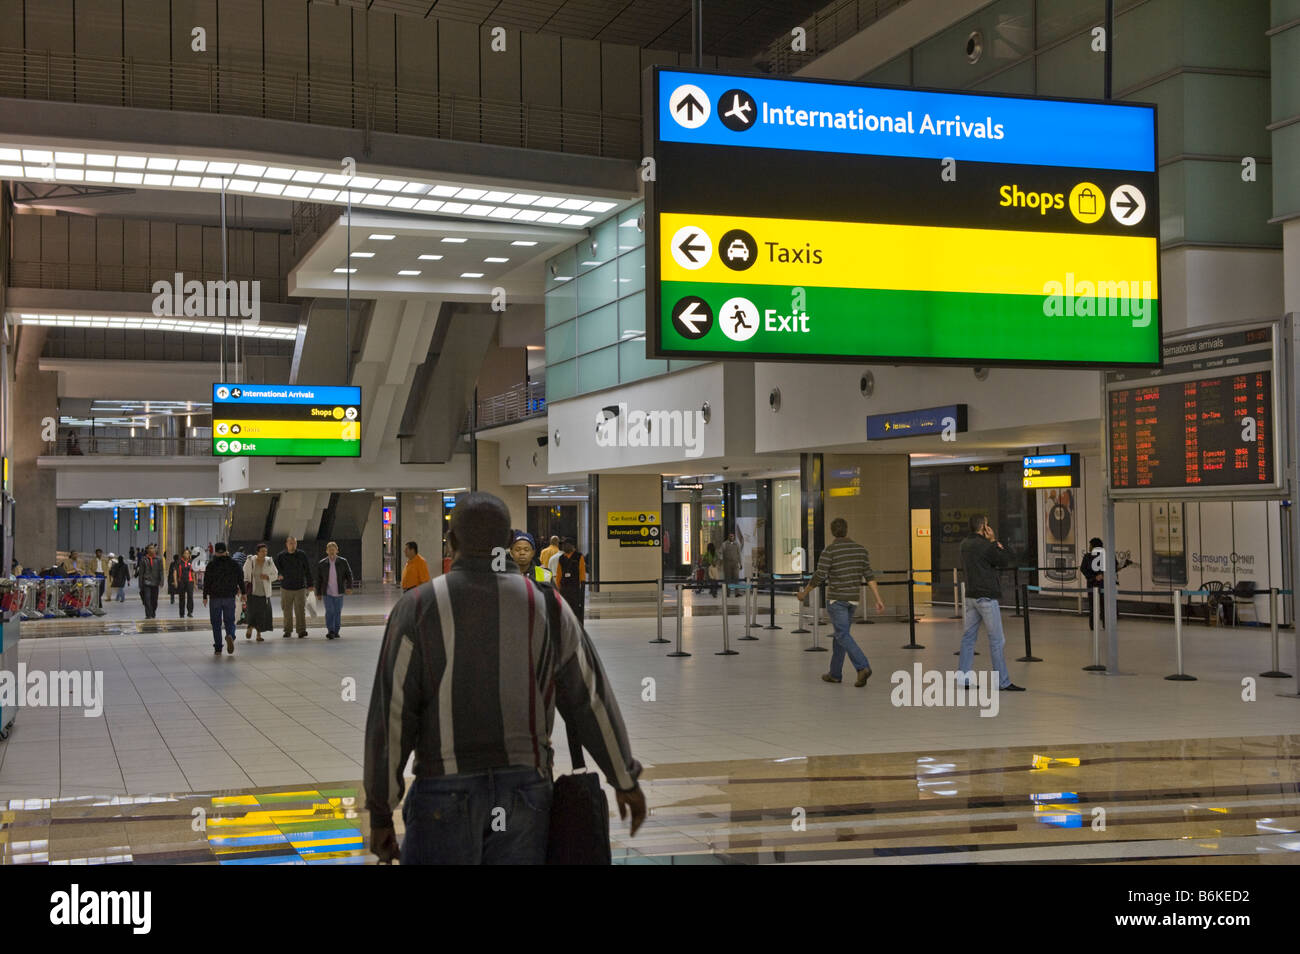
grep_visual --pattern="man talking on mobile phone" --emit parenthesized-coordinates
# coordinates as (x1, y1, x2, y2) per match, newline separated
(959, 515, 1025, 692)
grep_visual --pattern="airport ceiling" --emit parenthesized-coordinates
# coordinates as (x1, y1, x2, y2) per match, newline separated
(336, 0, 830, 59)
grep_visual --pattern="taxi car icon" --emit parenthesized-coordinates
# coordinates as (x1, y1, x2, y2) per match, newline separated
(726, 239, 749, 262)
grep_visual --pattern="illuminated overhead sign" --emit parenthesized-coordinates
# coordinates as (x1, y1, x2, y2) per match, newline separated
(648, 68, 1159, 367)
(212, 384, 361, 458)
(867, 404, 967, 440)
(1106, 323, 1280, 496)
(1022, 454, 1080, 489)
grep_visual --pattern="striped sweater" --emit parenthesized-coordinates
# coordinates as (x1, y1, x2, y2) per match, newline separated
(809, 537, 876, 602)
(364, 556, 640, 826)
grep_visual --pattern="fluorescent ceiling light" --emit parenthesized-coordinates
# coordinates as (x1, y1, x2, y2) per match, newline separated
(350, 251, 375, 258)
(0, 141, 628, 229)
(398, 270, 421, 276)
(484, 257, 509, 263)
(441, 237, 467, 243)
(511, 240, 539, 246)
(460, 272, 484, 278)
(334, 267, 357, 274)
(418, 254, 443, 260)
(12, 312, 296, 340)
(369, 233, 396, 240)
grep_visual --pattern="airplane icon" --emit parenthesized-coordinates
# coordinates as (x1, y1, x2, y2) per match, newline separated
(718, 89, 757, 131)
(724, 94, 752, 124)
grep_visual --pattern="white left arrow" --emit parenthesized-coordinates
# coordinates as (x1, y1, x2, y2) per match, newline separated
(677, 301, 708, 334)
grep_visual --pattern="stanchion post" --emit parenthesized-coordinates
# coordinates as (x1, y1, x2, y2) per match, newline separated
(1084, 587, 1106, 671)
(804, 587, 827, 652)
(649, 576, 670, 644)
(764, 574, 780, 629)
(668, 584, 690, 657)
(950, 568, 961, 619)
(900, 576, 924, 649)
(1013, 568, 1021, 617)
(717, 580, 738, 655)
(792, 577, 810, 633)
(1261, 587, 1290, 678)
(953, 581, 979, 655)
(1017, 582, 1041, 661)
(739, 582, 758, 640)
(1165, 589, 1196, 680)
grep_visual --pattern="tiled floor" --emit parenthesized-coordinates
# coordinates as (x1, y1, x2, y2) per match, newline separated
(1, 597, 1297, 863)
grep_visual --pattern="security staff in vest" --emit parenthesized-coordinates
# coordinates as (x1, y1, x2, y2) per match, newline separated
(276, 536, 313, 638)
(509, 530, 550, 583)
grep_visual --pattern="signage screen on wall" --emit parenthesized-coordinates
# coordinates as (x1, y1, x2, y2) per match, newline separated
(1105, 323, 1281, 496)
(211, 384, 361, 458)
(647, 68, 1160, 368)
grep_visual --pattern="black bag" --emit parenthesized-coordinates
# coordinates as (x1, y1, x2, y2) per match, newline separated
(534, 583, 611, 865)
(546, 725, 612, 865)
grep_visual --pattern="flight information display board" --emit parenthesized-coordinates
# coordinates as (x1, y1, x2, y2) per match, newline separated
(212, 384, 362, 457)
(1105, 325, 1279, 495)
(648, 68, 1160, 367)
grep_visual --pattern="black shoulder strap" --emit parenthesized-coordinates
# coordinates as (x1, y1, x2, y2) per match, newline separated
(540, 582, 585, 770)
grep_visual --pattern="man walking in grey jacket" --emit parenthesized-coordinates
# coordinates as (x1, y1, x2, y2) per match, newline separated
(137, 543, 163, 619)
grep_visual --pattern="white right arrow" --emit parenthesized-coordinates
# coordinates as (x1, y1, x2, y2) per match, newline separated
(677, 301, 708, 334)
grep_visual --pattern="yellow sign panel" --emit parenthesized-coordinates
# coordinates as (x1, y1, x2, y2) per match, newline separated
(1023, 474, 1072, 489)
(607, 511, 659, 526)
(659, 211, 1158, 296)
(212, 419, 361, 441)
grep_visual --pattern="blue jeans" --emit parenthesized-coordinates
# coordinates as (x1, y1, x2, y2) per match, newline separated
(827, 600, 870, 678)
(960, 597, 1011, 688)
(324, 594, 343, 634)
(401, 767, 553, 865)
(209, 597, 236, 649)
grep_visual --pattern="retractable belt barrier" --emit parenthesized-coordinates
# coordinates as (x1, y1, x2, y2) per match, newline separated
(580, 578, 666, 645)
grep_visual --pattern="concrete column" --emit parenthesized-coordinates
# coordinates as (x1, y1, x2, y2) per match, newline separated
(593, 474, 662, 592)
(360, 493, 384, 583)
(476, 440, 526, 528)
(398, 492, 443, 578)
(820, 453, 912, 580)
(12, 327, 58, 570)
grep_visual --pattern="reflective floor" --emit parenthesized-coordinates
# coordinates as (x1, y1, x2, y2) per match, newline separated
(3, 736, 1299, 864)
(1, 601, 1297, 863)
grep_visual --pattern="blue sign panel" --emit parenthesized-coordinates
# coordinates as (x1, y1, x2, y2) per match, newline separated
(212, 384, 361, 406)
(658, 70, 1156, 172)
(867, 404, 967, 441)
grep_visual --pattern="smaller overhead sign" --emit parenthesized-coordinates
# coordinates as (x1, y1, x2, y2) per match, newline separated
(1023, 454, 1080, 489)
(607, 511, 661, 546)
(867, 405, 967, 441)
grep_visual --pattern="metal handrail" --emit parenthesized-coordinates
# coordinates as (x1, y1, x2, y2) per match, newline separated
(464, 380, 546, 432)
(0, 46, 640, 159)
(7, 260, 288, 299)
(43, 437, 212, 457)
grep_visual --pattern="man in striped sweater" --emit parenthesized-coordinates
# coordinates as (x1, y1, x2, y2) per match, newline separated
(364, 492, 645, 864)
(798, 518, 886, 687)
